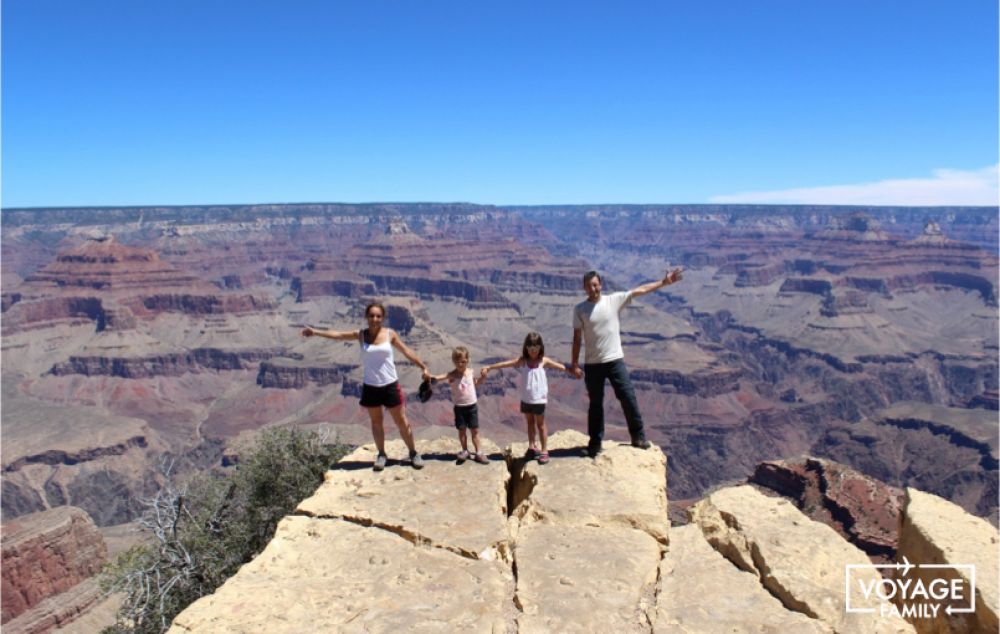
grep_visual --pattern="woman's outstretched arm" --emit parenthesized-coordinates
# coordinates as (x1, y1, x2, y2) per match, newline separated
(301, 326, 357, 341)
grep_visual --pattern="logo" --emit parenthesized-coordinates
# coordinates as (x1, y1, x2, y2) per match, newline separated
(846, 557, 976, 620)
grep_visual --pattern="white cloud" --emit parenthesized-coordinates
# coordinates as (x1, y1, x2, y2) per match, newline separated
(710, 165, 999, 206)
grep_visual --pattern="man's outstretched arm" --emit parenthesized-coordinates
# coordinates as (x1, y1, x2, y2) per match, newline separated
(630, 268, 684, 298)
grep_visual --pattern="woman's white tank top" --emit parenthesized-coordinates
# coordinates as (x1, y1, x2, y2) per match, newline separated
(519, 360, 548, 404)
(360, 330, 398, 386)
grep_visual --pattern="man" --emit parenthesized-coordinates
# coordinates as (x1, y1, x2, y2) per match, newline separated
(570, 268, 684, 457)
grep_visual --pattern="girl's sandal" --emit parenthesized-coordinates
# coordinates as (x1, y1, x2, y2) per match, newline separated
(538, 452, 550, 465)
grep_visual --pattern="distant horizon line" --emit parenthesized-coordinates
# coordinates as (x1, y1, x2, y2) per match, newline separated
(3, 201, 998, 212)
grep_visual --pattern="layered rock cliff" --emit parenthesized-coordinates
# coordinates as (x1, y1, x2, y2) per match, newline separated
(1, 507, 108, 632)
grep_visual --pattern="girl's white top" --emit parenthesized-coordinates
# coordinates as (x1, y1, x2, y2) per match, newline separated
(449, 369, 478, 406)
(519, 360, 548, 404)
(360, 331, 398, 386)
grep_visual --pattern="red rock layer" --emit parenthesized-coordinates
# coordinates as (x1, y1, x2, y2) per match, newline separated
(4, 237, 278, 332)
(295, 227, 585, 304)
(1, 506, 108, 623)
(22, 236, 211, 294)
(749, 457, 903, 562)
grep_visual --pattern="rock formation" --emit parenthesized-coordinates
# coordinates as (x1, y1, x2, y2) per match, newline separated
(1, 507, 108, 632)
(1, 382, 166, 526)
(3, 235, 277, 335)
(750, 457, 904, 561)
(166, 432, 1000, 632)
(897, 488, 998, 634)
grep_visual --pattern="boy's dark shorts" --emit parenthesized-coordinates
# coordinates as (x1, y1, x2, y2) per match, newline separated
(454, 403, 479, 429)
(520, 402, 546, 415)
(360, 381, 404, 409)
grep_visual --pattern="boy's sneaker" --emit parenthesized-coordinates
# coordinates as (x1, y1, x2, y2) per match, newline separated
(409, 450, 425, 470)
(538, 452, 550, 465)
(525, 447, 538, 459)
(373, 453, 387, 471)
(630, 436, 652, 450)
(456, 450, 470, 463)
(474, 453, 489, 464)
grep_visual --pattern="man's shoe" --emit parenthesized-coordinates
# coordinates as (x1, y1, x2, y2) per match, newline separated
(582, 444, 602, 458)
(410, 450, 425, 470)
(373, 453, 387, 471)
(631, 437, 652, 450)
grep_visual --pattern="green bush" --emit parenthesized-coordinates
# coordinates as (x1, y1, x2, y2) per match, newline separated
(101, 427, 350, 633)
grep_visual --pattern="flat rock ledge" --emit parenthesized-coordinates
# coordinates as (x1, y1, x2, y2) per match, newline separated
(168, 432, 996, 633)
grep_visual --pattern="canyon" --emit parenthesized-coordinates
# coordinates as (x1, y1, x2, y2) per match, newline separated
(0, 202, 996, 628)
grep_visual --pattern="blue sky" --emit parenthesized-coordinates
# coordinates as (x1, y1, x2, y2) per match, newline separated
(2, 1, 997, 207)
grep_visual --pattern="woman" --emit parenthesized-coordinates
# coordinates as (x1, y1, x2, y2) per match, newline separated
(301, 301, 429, 471)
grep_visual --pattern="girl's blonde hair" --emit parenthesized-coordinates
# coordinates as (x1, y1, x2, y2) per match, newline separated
(452, 346, 470, 362)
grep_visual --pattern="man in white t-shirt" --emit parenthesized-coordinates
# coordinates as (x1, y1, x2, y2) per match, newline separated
(570, 268, 683, 457)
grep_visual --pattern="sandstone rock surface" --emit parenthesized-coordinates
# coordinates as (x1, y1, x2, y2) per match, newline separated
(508, 429, 669, 544)
(165, 430, 1000, 633)
(514, 523, 660, 633)
(170, 431, 670, 633)
(690, 485, 914, 633)
(171, 516, 511, 633)
(896, 488, 999, 634)
(507, 430, 668, 632)
(297, 437, 510, 559)
(656, 524, 832, 633)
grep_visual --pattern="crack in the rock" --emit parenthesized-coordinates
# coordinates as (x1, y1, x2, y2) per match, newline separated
(703, 511, 825, 623)
(505, 453, 527, 632)
(639, 547, 666, 633)
(748, 541, 821, 621)
(506, 455, 536, 519)
(295, 510, 482, 561)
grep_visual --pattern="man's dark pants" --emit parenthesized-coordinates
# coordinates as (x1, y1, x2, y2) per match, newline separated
(584, 358, 646, 451)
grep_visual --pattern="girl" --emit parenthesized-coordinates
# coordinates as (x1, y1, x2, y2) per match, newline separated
(426, 346, 489, 464)
(302, 301, 429, 471)
(480, 332, 570, 465)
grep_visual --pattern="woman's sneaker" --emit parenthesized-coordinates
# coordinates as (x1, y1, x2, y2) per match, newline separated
(456, 450, 470, 463)
(409, 450, 425, 469)
(474, 453, 490, 464)
(373, 453, 387, 471)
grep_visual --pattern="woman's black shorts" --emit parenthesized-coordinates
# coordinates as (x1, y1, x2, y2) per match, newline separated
(520, 401, 546, 415)
(453, 403, 479, 429)
(360, 381, 404, 409)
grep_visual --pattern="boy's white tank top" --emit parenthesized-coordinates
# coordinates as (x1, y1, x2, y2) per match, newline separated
(519, 361, 547, 404)
(360, 331, 398, 386)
